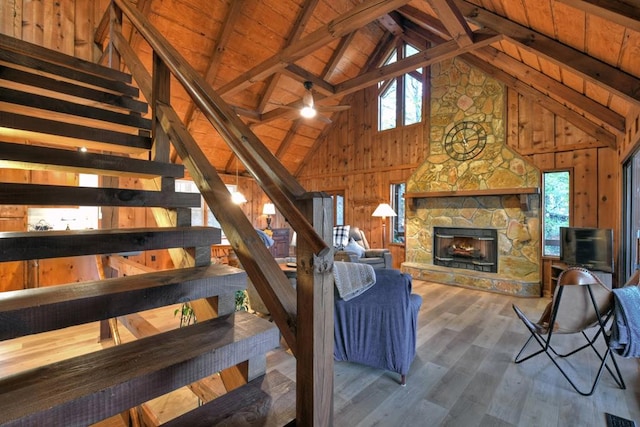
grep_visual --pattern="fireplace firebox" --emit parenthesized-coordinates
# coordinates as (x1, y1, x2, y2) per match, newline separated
(433, 227, 498, 273)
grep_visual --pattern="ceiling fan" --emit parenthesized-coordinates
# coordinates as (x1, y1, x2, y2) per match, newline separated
(271, 81, 350, 123)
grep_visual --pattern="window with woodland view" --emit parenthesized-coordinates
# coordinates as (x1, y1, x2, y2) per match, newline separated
(542, 171, 570, 256)
(378, 43, 424, 131)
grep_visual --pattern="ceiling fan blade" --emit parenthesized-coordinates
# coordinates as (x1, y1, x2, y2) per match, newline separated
(317, 105, 350, 112)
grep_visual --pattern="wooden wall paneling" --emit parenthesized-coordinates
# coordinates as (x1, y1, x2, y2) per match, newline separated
(30, 170, 78, 186)
(555, 115, 598, 149)
(529, 152, 556, 171)
(597, 147, 620, 270)
(0, 260, 25, 292)
(22, 0, 44, 45)
(517, 95, 534, 152)
(403, 124, 423, 165)
(74, 0, 94, 61)
(0, 168, 29, 184)
(0, 0, 23, 38)
(37, 255, 99, 286)
(43, 0, 75, 55)
(556, 148, 598, 226)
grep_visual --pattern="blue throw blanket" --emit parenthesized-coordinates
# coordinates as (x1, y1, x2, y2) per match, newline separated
(610, 285, 640, 358)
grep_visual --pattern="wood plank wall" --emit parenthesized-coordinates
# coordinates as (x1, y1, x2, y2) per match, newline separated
(298, 87, 426, 265)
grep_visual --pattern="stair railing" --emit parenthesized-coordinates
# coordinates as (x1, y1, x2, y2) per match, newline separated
(97, 1, 335, 424)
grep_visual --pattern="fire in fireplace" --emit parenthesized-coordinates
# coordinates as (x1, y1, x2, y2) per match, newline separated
(433, 227, 498, 273)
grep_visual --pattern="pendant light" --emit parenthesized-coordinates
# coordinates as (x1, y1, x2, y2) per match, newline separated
(231, 157, 247, 204)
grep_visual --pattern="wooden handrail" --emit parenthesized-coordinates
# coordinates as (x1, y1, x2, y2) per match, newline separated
(112, 0, 329, 258)
(103, 2, 335, 423)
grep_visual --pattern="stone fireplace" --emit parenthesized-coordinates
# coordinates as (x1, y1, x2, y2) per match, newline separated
(400, 57, 541, 297)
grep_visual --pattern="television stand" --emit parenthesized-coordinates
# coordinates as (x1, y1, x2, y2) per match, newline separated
(549, 262, 612, 296)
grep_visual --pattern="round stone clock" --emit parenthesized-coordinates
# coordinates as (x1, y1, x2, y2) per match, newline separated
(444, 121, 487, 161)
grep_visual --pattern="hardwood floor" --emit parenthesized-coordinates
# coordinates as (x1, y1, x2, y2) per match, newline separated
(1, 280, 639, 426)
(324, 280, 640, 427)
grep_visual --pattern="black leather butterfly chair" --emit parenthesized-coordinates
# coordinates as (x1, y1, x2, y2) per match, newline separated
(512, 267, 625, 396)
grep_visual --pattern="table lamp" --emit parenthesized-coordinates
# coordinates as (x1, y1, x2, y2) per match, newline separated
(262, 203, 275, 230)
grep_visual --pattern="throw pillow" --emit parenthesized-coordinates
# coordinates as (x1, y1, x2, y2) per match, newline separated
(344, 238, 365, 258)
(333, 225, 351, 249)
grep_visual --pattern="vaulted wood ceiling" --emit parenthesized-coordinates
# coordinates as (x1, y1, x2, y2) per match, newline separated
(126, 0, 640, 176)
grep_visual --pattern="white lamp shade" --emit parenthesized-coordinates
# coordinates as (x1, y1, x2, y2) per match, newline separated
(372, 203, 397, 218)
(262, 203, 276, 215)
(291, 231, 297, 247)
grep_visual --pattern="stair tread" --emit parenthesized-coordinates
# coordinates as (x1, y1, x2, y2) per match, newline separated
(0, 48, 139, 97)
(0, 66, 147, 113)
(0, 111, 152, 154)
(0, 33, 132, 83)
(164, 370, 296, 427)
(0, 312, 280, 426)
(0, 183, 201, 208)
(1, 87, 152, 131)
(0, 263, 247, 340)
(0, 226, 221, 262)
(0, 140, 184, 178)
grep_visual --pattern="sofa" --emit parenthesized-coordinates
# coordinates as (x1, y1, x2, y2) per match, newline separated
(333, 226, 392, 269)
(334, 268, 422, 385)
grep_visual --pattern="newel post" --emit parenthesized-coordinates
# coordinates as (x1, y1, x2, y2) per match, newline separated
(295, 193, 334, 425)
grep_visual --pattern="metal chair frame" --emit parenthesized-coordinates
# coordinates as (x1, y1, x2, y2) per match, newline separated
(512, 268, 626, 396)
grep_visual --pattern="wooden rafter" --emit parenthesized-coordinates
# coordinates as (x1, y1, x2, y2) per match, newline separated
(462, 53, 617, 147)
(471, 47, 625, 134)
(427, 0, 473, 47)
(453, 0, 640, 106)
(217, 0, 412, 97)
(556, 0, 640, 32)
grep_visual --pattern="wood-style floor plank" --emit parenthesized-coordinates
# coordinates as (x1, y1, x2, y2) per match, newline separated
(1, 280, 639, 426)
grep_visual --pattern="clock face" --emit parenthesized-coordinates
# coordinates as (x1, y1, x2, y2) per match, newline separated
(444, 121, 487, 161)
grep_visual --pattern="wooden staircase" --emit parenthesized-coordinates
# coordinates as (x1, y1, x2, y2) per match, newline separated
(0, 33, 296, 425)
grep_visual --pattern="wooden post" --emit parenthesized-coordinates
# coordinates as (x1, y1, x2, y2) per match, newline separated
(296, 193, 334, 425)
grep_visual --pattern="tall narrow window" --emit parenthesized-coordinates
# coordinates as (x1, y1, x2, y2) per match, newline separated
(323, 190, 345, 226)
(542, 171, 571, 256)
(378, 42, 424, 131)
(391, 183, 405, 243)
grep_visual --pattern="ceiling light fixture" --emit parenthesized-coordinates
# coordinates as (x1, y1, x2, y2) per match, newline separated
(231, 157, 247, 204)
(300, 81, 317, 118)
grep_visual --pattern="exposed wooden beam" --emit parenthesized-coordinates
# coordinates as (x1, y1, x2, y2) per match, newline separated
(334, 30, 501, 97)
(557, 0, 640, 32)
(397, 6, 625, 136)
(453, 0, 640, 106)
(427, 0, 474, 46)
(184, 0, 244, 129)
(398, 4, 451, 40)
(321, 32, 356, 80)
(256, 0, 320, 113)
(462, 53, 617, 148)
(377, 12, 404, 36)
(471, 47, 625, 134)
(275, 120, 303, 158)
(217, 0, 412, 97)
(281, 64, 335, 96)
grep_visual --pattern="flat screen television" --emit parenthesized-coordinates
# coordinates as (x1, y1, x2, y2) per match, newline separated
(559, 227, 614, 273)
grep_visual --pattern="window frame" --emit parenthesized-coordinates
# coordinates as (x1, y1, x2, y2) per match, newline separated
(377, 41, 425, 132)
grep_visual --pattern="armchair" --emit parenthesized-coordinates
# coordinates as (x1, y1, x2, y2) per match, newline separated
(334, 226, 392, 269)
(334, 268, 422, 385)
